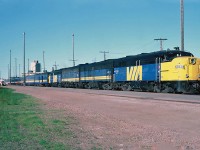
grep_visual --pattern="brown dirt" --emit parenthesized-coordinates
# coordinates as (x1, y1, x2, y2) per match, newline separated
(9, 86, 200, 150)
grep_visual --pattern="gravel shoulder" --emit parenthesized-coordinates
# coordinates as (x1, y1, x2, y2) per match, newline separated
(9, 86, 200, 150)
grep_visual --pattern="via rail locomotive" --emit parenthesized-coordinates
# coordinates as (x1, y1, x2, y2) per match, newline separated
(22, 50, 200, 94)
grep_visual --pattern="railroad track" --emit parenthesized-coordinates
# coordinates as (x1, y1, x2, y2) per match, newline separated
(61, 88, 200, 105)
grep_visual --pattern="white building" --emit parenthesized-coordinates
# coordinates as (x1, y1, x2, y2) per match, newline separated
(30, 60, 41, 73)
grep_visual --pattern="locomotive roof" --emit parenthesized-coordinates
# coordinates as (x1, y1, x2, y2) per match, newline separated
(124, 50, 193, 59)
(112, 50, 194, 67)
(62, 50, 194, 69)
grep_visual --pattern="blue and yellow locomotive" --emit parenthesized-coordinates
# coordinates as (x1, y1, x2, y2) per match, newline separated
(25, 50, 200, 94)
(113, 50, 200, 93)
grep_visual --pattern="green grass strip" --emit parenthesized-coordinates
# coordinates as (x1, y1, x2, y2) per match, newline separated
(0, 88, 75, 150)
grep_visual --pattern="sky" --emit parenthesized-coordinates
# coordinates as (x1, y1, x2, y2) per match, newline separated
(0, 0, 200, 79)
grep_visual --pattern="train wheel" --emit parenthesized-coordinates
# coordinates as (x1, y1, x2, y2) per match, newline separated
(161, 87, 174, 93)
(102, 83, 112, 90)
(153, 85, 161, 93)
(121, 84, 132, 91)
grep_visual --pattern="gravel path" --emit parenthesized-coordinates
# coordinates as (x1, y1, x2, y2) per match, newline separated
(9, 86, 200, 150)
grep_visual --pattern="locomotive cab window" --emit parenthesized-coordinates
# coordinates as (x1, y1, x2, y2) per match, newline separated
(189, 58, 196, 65)
(161, 55, 169, 62)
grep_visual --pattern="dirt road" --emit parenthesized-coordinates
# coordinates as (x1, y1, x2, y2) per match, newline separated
(10, 86, 200, 149)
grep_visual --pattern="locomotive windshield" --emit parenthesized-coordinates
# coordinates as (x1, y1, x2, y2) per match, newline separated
(162, 51, 193, 62)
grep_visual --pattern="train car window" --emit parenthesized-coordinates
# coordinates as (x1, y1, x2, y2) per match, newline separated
(161, 55, 169, 62)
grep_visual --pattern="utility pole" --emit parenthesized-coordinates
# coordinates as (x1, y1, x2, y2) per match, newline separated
(71, 33, 77, 67)
(23, 32, 26, 85)
(100, 51, 109, 61)
(53, 61, 59, 70)
(154, 38, 168, 51)
(10, 49, 11, 84)
(28, 58, 29, 75)
(19, 64, 20, 77)
(43, 51, 45, 72)
(13, 66, 15, 77)
(15, 58, 17, 77)
(8, 64, 9, 81)
(180, 0, 184, 51)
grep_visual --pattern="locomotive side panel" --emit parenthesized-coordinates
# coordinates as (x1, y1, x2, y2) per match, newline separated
(79, 60, 113, 89)
(61, 67, 79, 88)
(142, 64, 157, 81)
(161, 57, 187, 81)
(62, 67, 79, 82)
(114, 67, 126, 82)
(80, 69, 112, 82)
(114, 66, 142, 82)
(160, 56, 200, 93)
(114, 64, 157, 82)
(26, 75, 35, 86)
(127, 66, 142, 81)
(161, 57, 200, 81)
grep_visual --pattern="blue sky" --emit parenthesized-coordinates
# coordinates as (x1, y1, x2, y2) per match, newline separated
(0, 0, 200, 79)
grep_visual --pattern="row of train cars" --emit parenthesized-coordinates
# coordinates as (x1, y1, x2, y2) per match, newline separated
(11, 50, 200, 94)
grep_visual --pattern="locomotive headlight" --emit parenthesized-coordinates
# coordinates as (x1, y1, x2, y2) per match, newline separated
(190, 58, 196, 65)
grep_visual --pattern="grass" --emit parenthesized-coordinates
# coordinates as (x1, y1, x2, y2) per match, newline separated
(0, 88, 77, 150)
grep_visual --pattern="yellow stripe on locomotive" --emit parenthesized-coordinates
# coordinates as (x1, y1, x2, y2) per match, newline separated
(127, 66, 142, 81)
(80, 76, 111, 81)
(62, 78, 79, 82)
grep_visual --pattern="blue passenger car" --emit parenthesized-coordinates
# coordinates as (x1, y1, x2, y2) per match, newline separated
(26, 74, 35, 86)
(26, 73, 49, 86)
(80, 68, 112, 82)
(61, 66, 79, 87)
(79, 60, 113, 89)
